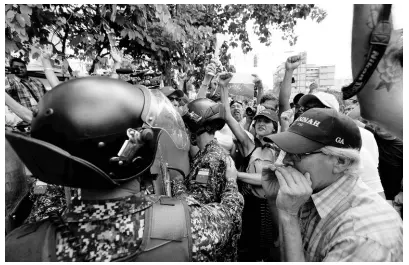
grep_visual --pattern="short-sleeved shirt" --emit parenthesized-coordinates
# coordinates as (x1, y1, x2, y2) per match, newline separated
(299, 173, 402, 262)
(172, 139, 228, 204)
(357, 127, 384, 193)
(6, 76, 47, 112)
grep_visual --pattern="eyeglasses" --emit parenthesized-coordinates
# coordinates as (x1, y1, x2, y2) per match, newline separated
(12, 65, 26, 69)
(169, 97, 181, 102)
(286, 151, 323, 162)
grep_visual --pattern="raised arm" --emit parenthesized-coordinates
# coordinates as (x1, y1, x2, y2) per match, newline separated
(197, 62, 216, 99)
(40, 44, 60, 88)
(109, 47, 122, 79)
(219, 72, 255, 157)
(5, 92, 32, 123)
(351, 4, 402, 140)
(253, 74, 264, 105)
(278, 55, 303, 118)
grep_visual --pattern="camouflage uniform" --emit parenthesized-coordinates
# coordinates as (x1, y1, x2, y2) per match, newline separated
(172, 139, 228, 204)
(24, 184, 67, 224)
(55, 179, 244, 262)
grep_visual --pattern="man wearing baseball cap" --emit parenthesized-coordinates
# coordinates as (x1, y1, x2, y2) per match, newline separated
(295, 92, 385, 199)
(261, 108, 402, 262)
(160, 86, 185, 109)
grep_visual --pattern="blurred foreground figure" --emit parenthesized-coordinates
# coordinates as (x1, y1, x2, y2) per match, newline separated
(344, 4, 403, 140)
(5, 77, 243, 262)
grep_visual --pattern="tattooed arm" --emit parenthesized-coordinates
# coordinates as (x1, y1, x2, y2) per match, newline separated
(352, 4, 403, 140)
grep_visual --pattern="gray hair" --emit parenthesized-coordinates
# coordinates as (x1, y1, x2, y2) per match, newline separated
(320, 146, 361, 175)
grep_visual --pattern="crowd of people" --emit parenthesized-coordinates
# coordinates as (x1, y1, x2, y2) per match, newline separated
(5, 4, 403, 262)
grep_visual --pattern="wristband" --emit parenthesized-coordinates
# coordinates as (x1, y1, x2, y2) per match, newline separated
(44, 67, 53, 71)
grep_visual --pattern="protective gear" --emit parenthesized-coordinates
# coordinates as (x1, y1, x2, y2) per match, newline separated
(6, 77, 190, 190)
(5, 197, 192, 262)
(5, 77, 244, 262)
(5, 139, 31, 234)
(182, 98, 225, 136)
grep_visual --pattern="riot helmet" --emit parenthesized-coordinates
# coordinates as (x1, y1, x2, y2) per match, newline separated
(182, 98, 225, 137)
(6, 77, 190, 190)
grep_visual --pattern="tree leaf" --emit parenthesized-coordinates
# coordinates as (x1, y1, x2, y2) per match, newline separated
(15, 14, 26, 27)
(120, 29, 128, 38)
(5, 4, 13, 12)
(19, 5, 32, 15)
(115, 14, 125, 25)
(21, 12, 31, 27)
(7, 10, 16, 19)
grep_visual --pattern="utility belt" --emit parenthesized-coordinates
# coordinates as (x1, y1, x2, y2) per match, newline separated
(6, 197, 192, 262)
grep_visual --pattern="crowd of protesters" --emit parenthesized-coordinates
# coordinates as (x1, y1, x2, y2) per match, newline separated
(5, 4, 403, 262)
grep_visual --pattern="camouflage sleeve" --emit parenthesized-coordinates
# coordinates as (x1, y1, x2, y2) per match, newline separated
(188, 178, 244, 261)
(219, 178, 244, 216)
(171, 179, 187, 198)
(208, 153, 227, 201)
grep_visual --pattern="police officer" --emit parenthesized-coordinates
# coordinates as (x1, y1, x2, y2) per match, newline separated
(5, 77, 244, 262)
(172, 98, 230, 205)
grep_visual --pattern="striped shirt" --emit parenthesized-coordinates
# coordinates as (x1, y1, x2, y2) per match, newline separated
(299, 174, 402, 262)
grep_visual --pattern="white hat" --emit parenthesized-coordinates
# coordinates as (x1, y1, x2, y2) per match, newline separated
(298, 92, 340, 112)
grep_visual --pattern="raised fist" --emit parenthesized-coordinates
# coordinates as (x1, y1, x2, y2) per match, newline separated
(218, 72, 233, 87)
(251, 74, 262, 84)
(205, 63, 217, 77)
(285, 54, 305, 71)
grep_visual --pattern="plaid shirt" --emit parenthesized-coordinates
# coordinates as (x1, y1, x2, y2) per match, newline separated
(6, 76, 47, 112)
(299, 174, 403, 261)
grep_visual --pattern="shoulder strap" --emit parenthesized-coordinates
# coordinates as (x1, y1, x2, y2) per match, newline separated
(130, 197, 192, 262)
(5, 220, 57, 261)
(342, 4, 392, 99)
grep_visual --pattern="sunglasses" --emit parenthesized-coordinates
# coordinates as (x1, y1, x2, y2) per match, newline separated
(286, 151, 323, 162)
(169, 97, 181, 102)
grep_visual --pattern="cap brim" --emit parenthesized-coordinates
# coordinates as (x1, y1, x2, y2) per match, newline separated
(168, 90, 184, 98)
(298, 94, 319, 106)
(254, 113, 277, 122)
(264, 131, 324, 154)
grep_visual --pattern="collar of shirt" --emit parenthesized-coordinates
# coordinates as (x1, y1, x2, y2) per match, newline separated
(196, 139, 219, 156)
(310, 174, 358, 219)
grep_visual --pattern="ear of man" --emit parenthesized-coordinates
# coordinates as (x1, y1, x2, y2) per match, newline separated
(332, 156, 352, 174)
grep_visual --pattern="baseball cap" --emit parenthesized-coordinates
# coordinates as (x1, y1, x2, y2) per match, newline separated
(253, 109, 279, 122)
(293, 93, 305, 105)
(298, 92, 340, 112)
(230, 100, 243, 107)
(160, 86, 184, 98)
(264, 108, 362, 154)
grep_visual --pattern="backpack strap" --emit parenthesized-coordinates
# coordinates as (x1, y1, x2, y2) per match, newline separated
(131, 197, 192, 262)
(5, 220, 57, 261)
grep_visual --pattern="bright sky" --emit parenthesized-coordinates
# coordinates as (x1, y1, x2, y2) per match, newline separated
(226, 3, 405, 82)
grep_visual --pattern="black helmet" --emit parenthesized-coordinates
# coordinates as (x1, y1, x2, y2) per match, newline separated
(6, 77, 190, 190)
(182, 98, 225, 136)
